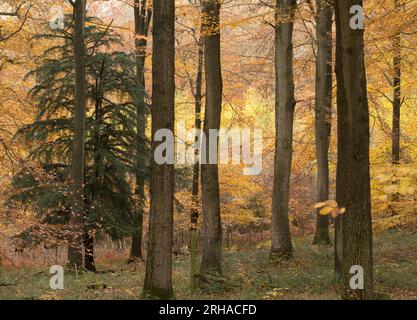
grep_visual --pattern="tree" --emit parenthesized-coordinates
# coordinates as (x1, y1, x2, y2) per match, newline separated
(11, 17, 143, 272)
(68, 0, 87, 271)
(392, 0, 402, 164)
(186, 1, 205, 290)
(174, 0, 205, 288)
(190, 36, 203, 287)
(190, 23, 203, 291)
(335, 0, 373, 299)
(143, 0, 175, 299)
(199, 0, 223, 275)
(270, 0, 296, 261)
(128, 0, 152, 264)
(313, 0, 333, 245)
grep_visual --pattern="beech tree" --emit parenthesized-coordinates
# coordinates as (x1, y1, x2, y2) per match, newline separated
(270, 0, 297, 261)
(190, 35, 203, 287)
(188, 1, 204, 290)
(143, 0, 175, 299)
(392, 0, 402, 164)
(200, 0, 223, 275)
(128, 0, 152, 264)
(313, 0, 333, 245)
(335, 0, 374, 299)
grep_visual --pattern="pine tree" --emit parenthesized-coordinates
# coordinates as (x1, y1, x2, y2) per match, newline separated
(10, 16, 147, 271)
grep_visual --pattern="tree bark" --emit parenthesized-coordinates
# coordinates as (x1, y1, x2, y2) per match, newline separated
(313, 0, 333, 245)
(270, 0, 296, 261)
(143, 0, 175, 299)
(129, 0, 152, 264)
(392, 0, 401, 165)
(200, 0, 223, 275)
(334, 0, 343, 276)
(129, 218, 143, 263)
(335, 0, 373, 300)
(83, 230, 96, 272)
(68, 0, 87, 270)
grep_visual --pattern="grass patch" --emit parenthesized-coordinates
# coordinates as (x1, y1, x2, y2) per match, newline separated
(0, 229, 416, 300)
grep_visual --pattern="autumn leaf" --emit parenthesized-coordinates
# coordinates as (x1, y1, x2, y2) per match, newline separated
(319, 206, 333, 215)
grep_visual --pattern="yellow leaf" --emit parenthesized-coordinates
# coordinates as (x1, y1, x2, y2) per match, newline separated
(320, 206, 333, 215)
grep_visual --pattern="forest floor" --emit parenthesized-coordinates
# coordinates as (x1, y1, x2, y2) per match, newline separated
(0, 228, 416, 300)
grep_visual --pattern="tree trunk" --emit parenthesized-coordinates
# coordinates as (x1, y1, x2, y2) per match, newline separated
(335, 0, 373, 300)
(68, 0, 87, 270)
(392, 0, 401, 165)
(143, 0, 175, 299)
(129, 0, 152, 264)
(200, 0, 223, 275)
(83, 231, 96, 272)
(313, 0, 333, 245)
(270, 0, 296, 261)
(334, 215, 342, 276)
(334, 0, 343, 276)
(191, 25, 204, 291)
(129, 217, 143, 263)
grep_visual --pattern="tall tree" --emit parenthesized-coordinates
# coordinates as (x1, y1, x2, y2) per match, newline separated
(392, 0, 402, 165)
(200, 0, 223, 275)
(270, 0, 296, 261)
(143, 0, 175, 299)
(313, 0, 333, 245)
(11, 18, 142, 272)
(68, 0, 87, 270)
(335, 0, 373, 299)
(190, 6, 204, 290)
(128, 0, 152, 264)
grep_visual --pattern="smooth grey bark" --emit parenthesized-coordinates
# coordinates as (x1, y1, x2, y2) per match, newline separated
(200, 0, 223, 275)
(313, 0, 333, 245)
(128, 0, 152, 264)
(270, 0, 296, 261)
(142, 0, 175, 299)
(335, 0, 373, 300)
(68, 0, 87, 270)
